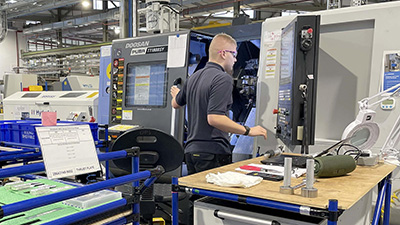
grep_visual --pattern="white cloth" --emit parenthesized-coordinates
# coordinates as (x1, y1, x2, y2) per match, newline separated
(205, 171, 263, 188)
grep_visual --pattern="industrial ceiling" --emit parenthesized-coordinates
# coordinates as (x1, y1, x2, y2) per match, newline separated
(0, 0, 388, 47)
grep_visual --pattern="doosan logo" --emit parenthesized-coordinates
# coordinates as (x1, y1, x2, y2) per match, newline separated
(125, 41, 150, 48)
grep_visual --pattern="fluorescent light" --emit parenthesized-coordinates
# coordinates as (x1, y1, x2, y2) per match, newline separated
(114, 27, 120, 35)
(82, 0, 91, 8)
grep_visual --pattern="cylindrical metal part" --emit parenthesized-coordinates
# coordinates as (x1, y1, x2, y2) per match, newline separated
(306, 159, 314, 189)
(301, 187, 318, 198)
(283, 157, 292, 187)
(279, 186, 294, 195)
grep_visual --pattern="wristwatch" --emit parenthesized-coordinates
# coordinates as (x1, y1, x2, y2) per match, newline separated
(243, 125, 250, 136)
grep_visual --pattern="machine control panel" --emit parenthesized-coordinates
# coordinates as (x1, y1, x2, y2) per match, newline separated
(275, 15, 320, 146)
(110, 58, 124, 124)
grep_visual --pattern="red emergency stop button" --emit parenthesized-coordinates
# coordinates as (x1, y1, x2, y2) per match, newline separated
(307, 28, 313, 34)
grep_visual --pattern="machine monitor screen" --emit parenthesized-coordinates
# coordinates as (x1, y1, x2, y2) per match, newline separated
(125, 62, 167, 107)
(280, 23, 295, 85)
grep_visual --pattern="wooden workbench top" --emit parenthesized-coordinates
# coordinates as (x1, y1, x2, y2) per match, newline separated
(179, 157, 396, 210)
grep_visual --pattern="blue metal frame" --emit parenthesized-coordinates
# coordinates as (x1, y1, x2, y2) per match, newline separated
(0, 150, 128, 179)
(132, 155, 140, 225)
(104, 125, 110, 180)
(0, 149, 36, 156)
(327, 199, 338, 225)
(172, 177, 179, 225)
(1, 141, 106, 150)
(1, 170, 151, 217)
(0, 152, 42, 162)
(172, 172, 394, 225)
(372, 174, 393, 225)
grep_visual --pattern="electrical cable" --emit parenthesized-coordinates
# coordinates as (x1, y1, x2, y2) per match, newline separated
(337, 143, 361, 160)
(161, 4, 181, 14)
(301, 51, 309, 154)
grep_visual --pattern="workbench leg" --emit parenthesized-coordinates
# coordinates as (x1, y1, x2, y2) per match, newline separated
(328, 199, 338, 225)
(105, 126, 110, 180)
(383, 174, 392, 225)
(372, 178, 388, 225)
(172, 177, 179, 225)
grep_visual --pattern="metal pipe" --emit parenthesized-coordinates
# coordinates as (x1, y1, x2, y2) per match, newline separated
(0, 150, 128, 179)
(40, 198, 127, 225)
(0, 149, 36, 156)
(1, 170, 151, 217)
(172, 177, 179, 225)
(132, 0, 139, 37)
(328, 199, 338, 225)
(104, 125, 110, 180)
(132, 156, 140, 225)
(383, 175, 392, 225)
(246, 196, 301, 213)
(15, 31, 20, 73)
(0, 152, 41, 162)
(189, 188, 240, 202)
(372, 179, 387, 225)
(305, 159, 314, 189)
(0, 10, 7, 43)
(283, 157, 292, 187)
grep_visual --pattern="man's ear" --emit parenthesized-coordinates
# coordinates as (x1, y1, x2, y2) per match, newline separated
(220, 51, 226, 60)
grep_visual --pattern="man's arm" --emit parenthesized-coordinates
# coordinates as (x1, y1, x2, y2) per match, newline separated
(170, 86, 182, 109)
(207, 114, 267, 139)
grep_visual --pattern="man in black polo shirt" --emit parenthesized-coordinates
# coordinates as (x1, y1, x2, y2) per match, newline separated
(171, 33, 267, 175)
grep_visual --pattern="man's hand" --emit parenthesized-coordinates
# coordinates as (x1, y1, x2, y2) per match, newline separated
(249, 125, 267, 140)
(170, 86, 181, 109)
(170, 86, 180, 98)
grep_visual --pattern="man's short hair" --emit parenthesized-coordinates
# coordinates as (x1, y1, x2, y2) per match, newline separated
(209, 33, 237, 60)
(213, 33, 236, 46)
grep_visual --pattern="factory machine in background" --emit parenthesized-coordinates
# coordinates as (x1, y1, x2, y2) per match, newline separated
(98, 45, 112, 125)
(3, 91, 98, 122)
(61, 75, 99, 91)
(109, 30, 213, 142)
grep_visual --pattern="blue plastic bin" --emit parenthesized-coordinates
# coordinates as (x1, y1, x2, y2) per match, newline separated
(0, 120, 99, 146)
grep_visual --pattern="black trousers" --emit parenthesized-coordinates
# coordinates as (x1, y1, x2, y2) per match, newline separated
(184, 153, 231, 225)
(185, 153, 231, 175)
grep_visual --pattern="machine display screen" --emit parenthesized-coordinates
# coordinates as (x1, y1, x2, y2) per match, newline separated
(125, 62, 167, 107)
(280, 22, 295, 85)
(22, 93, 41, 98)
(60, 92, 86, 98)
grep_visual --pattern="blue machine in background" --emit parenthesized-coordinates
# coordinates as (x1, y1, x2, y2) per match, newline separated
(98, 45, 112, 125)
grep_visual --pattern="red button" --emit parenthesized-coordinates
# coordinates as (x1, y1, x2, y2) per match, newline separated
(307, 28, 313, 34)
(273, 109, 279, 114)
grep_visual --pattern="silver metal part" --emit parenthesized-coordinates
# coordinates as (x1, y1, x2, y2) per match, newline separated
(283, 157, 292, 187)
(279, 186, 294, 195)
(214, 210, 278, 225)
(301, 187, 318, 198)
(305, 159, 315, 189)
(299, 206, 311, 215)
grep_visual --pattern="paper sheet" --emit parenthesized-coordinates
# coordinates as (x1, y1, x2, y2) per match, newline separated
(36, 125, 100, 179)
(167, 34, 187, 68)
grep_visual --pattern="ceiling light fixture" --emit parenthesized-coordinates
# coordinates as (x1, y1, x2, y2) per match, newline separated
(114, 27, 121, 35)
(82, 0, 91, 8)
